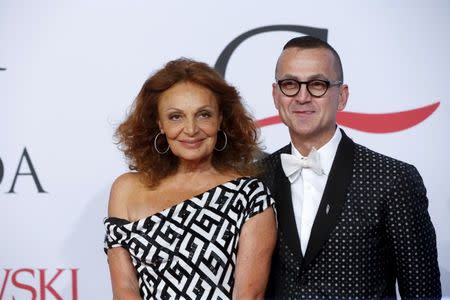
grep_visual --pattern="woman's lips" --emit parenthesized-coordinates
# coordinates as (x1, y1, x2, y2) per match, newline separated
(179, 138, 204, 148)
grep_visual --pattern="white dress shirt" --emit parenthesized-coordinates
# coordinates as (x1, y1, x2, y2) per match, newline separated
(290, 128, 342, 255)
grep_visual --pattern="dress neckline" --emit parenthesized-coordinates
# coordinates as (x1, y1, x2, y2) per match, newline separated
(107, 176, 249, 225)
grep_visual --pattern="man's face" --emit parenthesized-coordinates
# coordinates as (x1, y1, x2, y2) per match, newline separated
(273, 47, 348, 148)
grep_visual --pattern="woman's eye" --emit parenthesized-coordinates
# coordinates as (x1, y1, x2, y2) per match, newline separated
(169, 114, 182, 121)
(199, 111, 212, 118)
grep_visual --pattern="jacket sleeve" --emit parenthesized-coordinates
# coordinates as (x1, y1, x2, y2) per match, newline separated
(386, 164, 441, 299)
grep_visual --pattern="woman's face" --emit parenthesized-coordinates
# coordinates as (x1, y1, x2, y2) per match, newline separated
(157, 81, 222, 166)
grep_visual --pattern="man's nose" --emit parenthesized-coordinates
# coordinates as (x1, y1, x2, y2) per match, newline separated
(293, 83, 311, 104)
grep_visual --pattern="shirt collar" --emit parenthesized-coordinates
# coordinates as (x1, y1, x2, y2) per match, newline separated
(290, 127, 342, 176)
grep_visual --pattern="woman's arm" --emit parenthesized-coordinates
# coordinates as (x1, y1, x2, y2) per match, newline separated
(233, 207, 277, 300)
(107, 173, 142, 300)
(107, 247, 141, 300)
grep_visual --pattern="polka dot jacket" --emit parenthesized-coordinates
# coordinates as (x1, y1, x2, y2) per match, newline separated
(261, 129, 441, 300)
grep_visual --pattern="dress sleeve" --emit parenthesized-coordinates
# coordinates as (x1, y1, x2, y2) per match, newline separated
(242, 178, 276, 223)
(103, 217, 131, 254)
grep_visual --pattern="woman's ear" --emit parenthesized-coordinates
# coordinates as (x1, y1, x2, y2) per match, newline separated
(157, 120, 164, 133)
(219, 113, 223, 130)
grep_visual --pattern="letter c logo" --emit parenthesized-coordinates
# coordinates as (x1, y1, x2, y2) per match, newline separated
(0, 158, 3, 184)
(214, 25, 328, 77)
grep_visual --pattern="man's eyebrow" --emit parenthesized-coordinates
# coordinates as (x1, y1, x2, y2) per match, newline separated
(278, 73, 328, 80)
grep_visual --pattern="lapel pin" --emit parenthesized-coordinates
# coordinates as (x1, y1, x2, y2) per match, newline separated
(326, 204, 330, 215)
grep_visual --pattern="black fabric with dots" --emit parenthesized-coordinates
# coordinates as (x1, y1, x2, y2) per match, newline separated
(261, 129, 441, 300)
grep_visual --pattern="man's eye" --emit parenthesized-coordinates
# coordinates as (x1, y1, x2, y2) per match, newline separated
(309, 80, 327, 90)
(281, 80, 298, 89)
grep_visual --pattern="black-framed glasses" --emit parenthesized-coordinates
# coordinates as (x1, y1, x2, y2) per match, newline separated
(277, 78, 342, 98)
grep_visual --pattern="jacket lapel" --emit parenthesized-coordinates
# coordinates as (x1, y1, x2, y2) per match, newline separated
(303, 129, 354, 266)
(273, 145, 303, 259)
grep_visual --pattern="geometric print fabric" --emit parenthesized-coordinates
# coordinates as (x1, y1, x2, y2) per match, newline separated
(104, 177, 275, 300)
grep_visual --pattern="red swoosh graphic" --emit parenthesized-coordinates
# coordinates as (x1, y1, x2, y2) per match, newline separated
(256, 102, 440, 133)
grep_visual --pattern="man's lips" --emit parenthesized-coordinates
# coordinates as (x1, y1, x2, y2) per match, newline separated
(257, 102, 440, 133)
(292, 109, 315, 114)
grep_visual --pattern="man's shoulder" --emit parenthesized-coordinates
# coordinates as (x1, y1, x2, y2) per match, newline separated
(352, 141, 417, 174)
(257, 145, 290, 185)
(261, 145, 290, 166)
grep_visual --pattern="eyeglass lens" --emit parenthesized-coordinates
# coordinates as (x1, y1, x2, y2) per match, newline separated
(279, 79, 329, 97)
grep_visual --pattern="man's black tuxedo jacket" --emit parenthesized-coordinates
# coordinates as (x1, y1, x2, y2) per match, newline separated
(262, 129, 441, 300)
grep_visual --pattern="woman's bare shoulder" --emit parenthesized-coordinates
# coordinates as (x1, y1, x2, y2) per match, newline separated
(108, 172, 144, 219)
(113, 172, 142, 187)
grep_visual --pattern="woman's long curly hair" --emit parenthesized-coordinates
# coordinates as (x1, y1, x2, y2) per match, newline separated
(115, 58, 263, 188)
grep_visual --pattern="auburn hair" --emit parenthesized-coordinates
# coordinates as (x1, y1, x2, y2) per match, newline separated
(115, 58, 262, 187)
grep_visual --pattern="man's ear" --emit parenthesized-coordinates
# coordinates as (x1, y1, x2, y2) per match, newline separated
(337, 84, 349, 111)
(272, 83, 280, 110)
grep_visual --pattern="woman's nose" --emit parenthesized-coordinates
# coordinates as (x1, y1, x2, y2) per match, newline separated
(184, 118, 199, 135)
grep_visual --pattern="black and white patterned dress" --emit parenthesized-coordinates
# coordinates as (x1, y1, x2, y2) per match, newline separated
(104, 177, 275, 300)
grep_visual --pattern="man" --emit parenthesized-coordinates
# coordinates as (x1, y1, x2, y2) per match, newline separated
(262, 36, 441, 299)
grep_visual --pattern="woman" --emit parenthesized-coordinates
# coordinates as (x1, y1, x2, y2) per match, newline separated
(104, 58, 276, 300)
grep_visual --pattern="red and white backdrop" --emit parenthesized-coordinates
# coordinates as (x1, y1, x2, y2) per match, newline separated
(1, 0, 449, 298)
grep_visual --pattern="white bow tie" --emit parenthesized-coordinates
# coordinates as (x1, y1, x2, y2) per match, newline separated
(281, 147, 325, 183)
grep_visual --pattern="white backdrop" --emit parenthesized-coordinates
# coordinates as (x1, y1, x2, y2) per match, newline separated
(1, 0, 449, 298)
